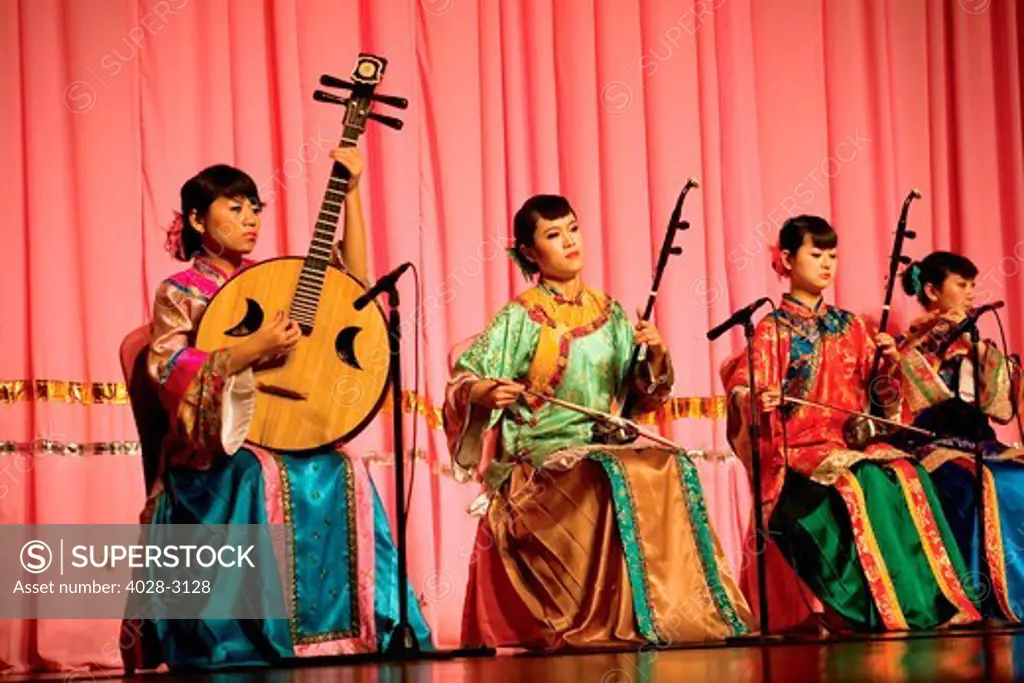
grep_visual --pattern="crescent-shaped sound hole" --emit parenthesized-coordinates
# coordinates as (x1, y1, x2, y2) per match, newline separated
(225, 298, 265, 337)
(335, 326, 363, 369)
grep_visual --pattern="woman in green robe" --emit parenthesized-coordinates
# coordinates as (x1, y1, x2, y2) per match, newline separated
(444, 194, 753, 649)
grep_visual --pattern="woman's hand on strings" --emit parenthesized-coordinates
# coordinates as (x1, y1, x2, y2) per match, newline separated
(229, 311, 301, 373)
(470, 378, 525, 410)
(757, 388, 782, 414)
(253, 311, 301, 362)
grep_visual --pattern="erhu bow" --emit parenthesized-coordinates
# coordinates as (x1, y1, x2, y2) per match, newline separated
(781, 396, 936, 440)
(522, 389, 689, 452)
(593, 178, 698, 444)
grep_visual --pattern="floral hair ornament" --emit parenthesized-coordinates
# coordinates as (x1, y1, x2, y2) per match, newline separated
(164, 211, 186, 259)
(506, 246, 536, 282)
(769, 244, 787, 277)
(907, 263, 923, 295)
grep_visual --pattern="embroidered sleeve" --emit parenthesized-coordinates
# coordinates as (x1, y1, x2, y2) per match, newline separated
(893, 314, 957, 418)
(893, 324, 1015, 422)
(147, 280, 255, 457)
(443, 303, 538, 483)
(897, 347, 956, 418)
(965, 340, 1016, 424)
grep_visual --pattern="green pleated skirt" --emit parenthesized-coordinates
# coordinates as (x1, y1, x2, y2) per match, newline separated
(768, 460, 979, 632)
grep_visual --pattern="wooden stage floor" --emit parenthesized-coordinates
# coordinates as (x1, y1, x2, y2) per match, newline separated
(14, 629, 1024, 683)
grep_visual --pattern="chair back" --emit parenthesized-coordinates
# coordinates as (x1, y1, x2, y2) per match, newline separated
(118, 325, 167, 494)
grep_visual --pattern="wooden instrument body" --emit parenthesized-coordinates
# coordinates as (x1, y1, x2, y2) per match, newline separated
(195, 257, 390, 452)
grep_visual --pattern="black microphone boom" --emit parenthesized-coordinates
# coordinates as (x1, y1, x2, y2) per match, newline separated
(707, 297, 772, 341)
(934, 301, 1005, 357)
(354, 262, 413, 311)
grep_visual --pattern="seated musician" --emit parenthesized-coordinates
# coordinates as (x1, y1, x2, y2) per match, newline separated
(721, 216, 980, 633)
(444, 194, 753, 649)
(896, 251, 1024, 622)
(130, 148, 430, 670)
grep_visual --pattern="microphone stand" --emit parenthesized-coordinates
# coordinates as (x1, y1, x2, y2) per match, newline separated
(968, 323, 989, 621)
(368, 275, 496, 661)
(708, 298, 775, 640)
(940, 307, 1002, 623)
(743, 316, 772, 640)
(378, 281, 420, 656)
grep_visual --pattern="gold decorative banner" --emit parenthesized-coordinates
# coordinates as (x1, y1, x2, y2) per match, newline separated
(378, 391, 446, 430)
(0, 379, 726, 424)
(0, 440, 141, 456)
(0, 380, 129, 406)
(639, 396, 727, 422)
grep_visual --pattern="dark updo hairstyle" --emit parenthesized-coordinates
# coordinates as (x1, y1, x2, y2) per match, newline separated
(779, 214, 838, 255)
(900, 251, 978, 307)
(175, 164, 261, 262)
(509, 194, 576, 280)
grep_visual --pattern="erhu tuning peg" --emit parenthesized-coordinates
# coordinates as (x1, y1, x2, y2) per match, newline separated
(904, 230, 917, 239)
(899, 255, 912, 265)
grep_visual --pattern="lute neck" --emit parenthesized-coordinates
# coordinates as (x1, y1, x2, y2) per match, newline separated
(289, 113, 366, 332)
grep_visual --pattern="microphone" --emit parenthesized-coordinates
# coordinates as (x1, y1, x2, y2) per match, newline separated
(707, 297, 772, 341)
(353, 262, 412, 311)
(934, 301, 1005, 356)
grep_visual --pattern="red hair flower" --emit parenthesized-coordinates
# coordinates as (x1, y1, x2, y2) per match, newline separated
(164, 211, 185, 259)
(769, 244, 787, 277)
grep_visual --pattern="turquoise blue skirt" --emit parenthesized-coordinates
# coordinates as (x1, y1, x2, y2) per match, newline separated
(926, 444, 1024, 622)
(148, 448, 432, 669)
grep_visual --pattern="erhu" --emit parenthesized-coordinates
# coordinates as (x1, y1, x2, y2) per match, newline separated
(592, 178, 698, 444)
(841, 188, 922, 449)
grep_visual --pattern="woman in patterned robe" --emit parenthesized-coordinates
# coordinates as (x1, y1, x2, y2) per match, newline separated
(444, 194, 753, 649)
(895, 251, 1024, 622)
(127, 150, 429, 670)
(721, 216, 980, 632)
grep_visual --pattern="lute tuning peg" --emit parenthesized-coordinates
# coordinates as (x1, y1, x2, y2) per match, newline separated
(319, 74, 354, 91)
(319, 75, 408, 109)
(314, 90, 404, 130)
(314, 89, 345, 105)
(371, 92, 409, 110)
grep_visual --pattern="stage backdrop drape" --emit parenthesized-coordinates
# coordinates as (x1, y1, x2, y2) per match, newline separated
(2, 0, 1022, 673)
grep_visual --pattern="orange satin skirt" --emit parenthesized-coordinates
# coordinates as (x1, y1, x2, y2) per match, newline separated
(461, 448, 754, 648)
